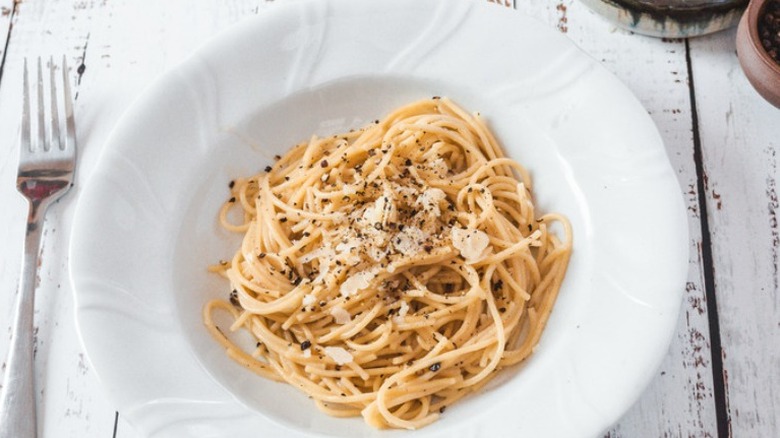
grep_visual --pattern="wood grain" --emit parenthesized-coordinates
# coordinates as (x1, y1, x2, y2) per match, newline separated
(0, 0, 12, 69)
(508, 2, 720, 436)
(0, 1, 122, 435)
(0, 1, 266, 437)
(690, 28, 780, 437)
(2, 0, 778, 437)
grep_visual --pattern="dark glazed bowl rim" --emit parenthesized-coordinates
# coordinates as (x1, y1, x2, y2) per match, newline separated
(581, 0, 748, 37)
(604, 0, 748, 22)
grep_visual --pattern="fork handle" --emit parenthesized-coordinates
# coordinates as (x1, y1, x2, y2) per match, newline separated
(0, 205, 44, 438)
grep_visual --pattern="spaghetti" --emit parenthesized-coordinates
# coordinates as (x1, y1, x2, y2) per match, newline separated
(203, 98, 572, 429)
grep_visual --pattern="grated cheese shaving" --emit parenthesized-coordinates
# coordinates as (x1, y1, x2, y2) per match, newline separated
(330, 305, 351, 324)
(393, 226, 426, 256)
(428, 157, 448, 177)
(451, 227, 490, 263)
(416, 188, 447, 217)
(394, 300, 410, 323)
(313, 261, 330, 284)
(324, 346, 353, 365)
(368, 247, 387, 262)
(340, 270, 375, 297)
(302, 293, 317, 307)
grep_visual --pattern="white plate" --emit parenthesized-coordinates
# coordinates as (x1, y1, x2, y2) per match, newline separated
(70, 0, 688, 437)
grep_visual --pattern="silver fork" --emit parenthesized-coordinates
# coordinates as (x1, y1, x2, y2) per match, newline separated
(0, 56, 76, 438)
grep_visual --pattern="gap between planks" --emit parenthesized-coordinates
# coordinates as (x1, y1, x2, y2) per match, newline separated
(0, 0, 17, 83)
(685, 38, 730, 438)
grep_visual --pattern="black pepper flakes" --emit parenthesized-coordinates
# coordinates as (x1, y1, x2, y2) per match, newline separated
(300, 340, 312, 350)
(320, 159, 329, 168)
(228, 197, 236, 203)
(429, 362, 441, 372)
(264, 166, 272, 172)
(228, 180, 235, 188)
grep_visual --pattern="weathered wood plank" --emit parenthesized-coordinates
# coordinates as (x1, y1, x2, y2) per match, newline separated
(0, 1, 262, 437)
(513, 1, 719, 436)
(0, 1, 121, 435)
(0, 1, 14, 71)
(0, 0, 19, 299)
(689, 28, 780, 437)
(0, 0, 748, 437)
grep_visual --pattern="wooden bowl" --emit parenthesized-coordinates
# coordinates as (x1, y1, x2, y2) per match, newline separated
(737, 0, 780, 108)
(580, 0, 748, 37)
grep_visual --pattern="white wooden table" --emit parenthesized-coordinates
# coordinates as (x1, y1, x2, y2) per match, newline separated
(0, 0, 777, 437)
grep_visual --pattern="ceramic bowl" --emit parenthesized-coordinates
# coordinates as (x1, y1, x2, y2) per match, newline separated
(581, 0, 748, 37)
(737, 0, 780, 108)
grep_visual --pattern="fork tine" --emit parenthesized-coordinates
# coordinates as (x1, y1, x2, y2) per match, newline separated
(49, 56, 61, 151)
(62, 55, 76, 151)
(21, 59, 31, 154)
(36, 57, 46, 152)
